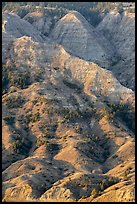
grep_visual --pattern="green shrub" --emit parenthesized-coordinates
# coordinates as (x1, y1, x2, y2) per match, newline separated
(4, 116, 15, 125)
(36, 138, 60, 152)
(109, 103, 135, 133)
(4, 95, 25, 109)
(91, 134, 99, 143)
(36, 137, 47, 148)
(42, 128, 54, 139)
(8, 72, 31, 89)
(47, 143, 60, 152)
(123, 167, 132, 180)
(107, 177, 119, 186)
(95, 177, 119, 195)
(75, 124, 82, 133)
(91, 188, 99, 198)
(12, 135, 32, 155)
(32, 112, 40, 122)
(33, 69, 44, 82)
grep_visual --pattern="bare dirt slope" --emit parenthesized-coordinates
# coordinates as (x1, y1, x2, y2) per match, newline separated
(50, 11, 113, 68)
(2, 10, 135, 202)
(96, 11, 135, 90)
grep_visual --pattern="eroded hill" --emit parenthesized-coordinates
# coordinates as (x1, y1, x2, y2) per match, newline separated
(2, 8, 135, 202)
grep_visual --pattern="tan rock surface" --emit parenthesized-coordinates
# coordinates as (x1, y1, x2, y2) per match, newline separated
(2, 9, 135, 202)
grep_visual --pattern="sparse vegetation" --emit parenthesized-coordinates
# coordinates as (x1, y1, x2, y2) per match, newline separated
(36, 137, 47, 148)
(8, 72, 32, 89)
(63, 79, 83, 92)
(91, 177, 120, 197)
(112, 154, 118, 159)
(47, 143, 60, 152)
(36, 137, 60, 152)
(12, 134, 32, 155)
(4, 94, 25, 109)
(2, 64, 32, 92)
(40, 124, 57, 139)
(25, 112, 40, 123)
(75, 124, 82, 133)
(108, 103, 135, 133)
(123, 167, 132, 180)
(91, 134, 99, 143)
(91, 188, 99, 198)
(32, 112, 40, 122)
(3, 115, 15, 125)
(2, 2, 135, 201)
(33, 69, 45, 82)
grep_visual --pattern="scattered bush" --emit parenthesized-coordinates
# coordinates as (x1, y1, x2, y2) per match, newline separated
(12, 134, 32, 155)
(91, 134, 99, 143)
(3, 115, 15, 125)
(68, 96, 79, 107)
(8, 72, 32, 89)
(91, 188, 99, 198)
(109, 103, 135, 133)
(32, 112, 40, 122)
(92, 177, 120, 196)
(4, 94, 25, 109)
(47, 143, 60, 152)
(36, 138, 60, 152)
(36, 137, 47, 148)
(75, 124, 82, 133)
(107, 177, 119, 186)
(123, 167, 132, 180)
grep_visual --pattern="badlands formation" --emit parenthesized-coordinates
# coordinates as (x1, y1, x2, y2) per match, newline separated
(2, 8, 135, 202)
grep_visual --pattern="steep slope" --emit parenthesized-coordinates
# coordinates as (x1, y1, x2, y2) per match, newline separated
(50, 11, 114, 68)
(2, 12, 47, 42)
(2, 31, 135, 202)
(96, 11, 135, 90)
(23, 11, 53, 36)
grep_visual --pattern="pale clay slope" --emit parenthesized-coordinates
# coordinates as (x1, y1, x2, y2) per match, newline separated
(4, 10, 134, 90)
(50, 11, 114, 68)
(50, 10, 135, 90)
(2, 11, 135, 202)
(23, 11, 53, 36)
(96, 11, 135, 90)
(2, 12, 48, 42)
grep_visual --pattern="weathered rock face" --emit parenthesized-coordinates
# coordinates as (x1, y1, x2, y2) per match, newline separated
(2, 9, 135, 202)
(24, 11, 53, 36)
(50, 11, 114, 68)
(96, 11, 135, 90)
(2, 12, 47, 42)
